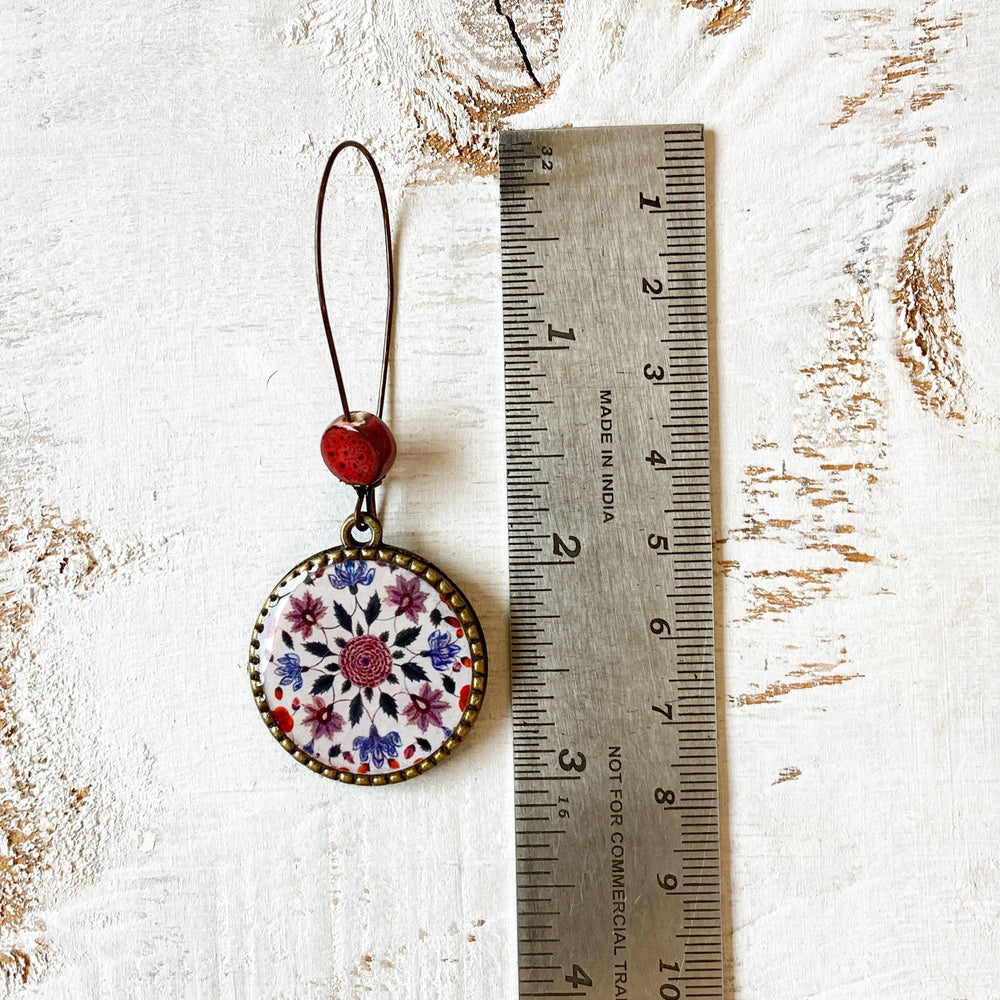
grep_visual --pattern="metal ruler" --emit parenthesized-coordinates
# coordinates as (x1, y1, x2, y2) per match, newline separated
(500, 125, 722, 1000)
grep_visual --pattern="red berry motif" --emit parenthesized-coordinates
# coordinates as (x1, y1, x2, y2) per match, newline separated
(271, 706, 295, 733)
(321, 410, 396, 486)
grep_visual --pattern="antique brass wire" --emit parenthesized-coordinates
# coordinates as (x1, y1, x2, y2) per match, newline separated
(315, 141, 394, 422)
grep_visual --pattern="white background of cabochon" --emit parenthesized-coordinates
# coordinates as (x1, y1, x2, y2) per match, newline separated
(2, 1, 1000, 998)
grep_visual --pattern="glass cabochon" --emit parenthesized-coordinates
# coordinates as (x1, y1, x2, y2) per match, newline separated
(249, 543, 487, 785)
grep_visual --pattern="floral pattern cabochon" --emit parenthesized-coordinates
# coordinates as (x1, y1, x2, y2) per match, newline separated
(249, 544, 487, 784)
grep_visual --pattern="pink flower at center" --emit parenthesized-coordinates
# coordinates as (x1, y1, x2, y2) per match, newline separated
(340, 634, 393, 688)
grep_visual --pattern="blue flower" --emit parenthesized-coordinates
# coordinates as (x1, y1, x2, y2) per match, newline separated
(329, 561, 376, 591)
(275, 652, 304, 691)
(426, 630, 461, 670)
(353, 726, 402, 768)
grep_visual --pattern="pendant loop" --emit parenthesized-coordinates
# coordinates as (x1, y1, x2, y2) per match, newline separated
(341, 512, 382, 548)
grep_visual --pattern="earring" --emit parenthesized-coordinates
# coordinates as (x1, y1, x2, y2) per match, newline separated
(248, 142, 488, 785)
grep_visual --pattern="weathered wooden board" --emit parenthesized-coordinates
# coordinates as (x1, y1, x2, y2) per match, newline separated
(2, 1, 998, 996)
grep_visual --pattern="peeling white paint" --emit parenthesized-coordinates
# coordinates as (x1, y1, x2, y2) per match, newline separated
(2, 0, 1000, 997)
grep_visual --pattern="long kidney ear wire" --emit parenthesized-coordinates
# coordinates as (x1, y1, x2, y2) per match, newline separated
(314, 141, 396, 527)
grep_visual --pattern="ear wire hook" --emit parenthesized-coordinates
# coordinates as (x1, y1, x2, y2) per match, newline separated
(315, 141, 395, 422)
(315, 142, 398, 531)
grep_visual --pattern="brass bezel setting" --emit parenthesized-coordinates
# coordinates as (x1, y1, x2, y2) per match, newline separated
(248, 539, 488, 785)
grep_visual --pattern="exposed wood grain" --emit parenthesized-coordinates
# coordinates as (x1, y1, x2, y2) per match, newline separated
(720, 295, 887, 704)
(0, 503, 106, 986)
(282, 0, 562, 177)
(771, 766, 801, 785)
(680, 0, 755, 35)
(734, 668, 863, 707)
(894, 190, 967, 419)
(828, 5, 965, 130)
(0, 409, 152, 988)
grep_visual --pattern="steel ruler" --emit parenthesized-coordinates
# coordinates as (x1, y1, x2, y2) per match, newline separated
(500, 125, 722, 1000)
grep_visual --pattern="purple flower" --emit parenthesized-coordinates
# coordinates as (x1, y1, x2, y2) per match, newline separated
(402, 682, 449, 733)
(285, 590, 327, 639)
(426, 630, 461, 670)
(353, 726, 402, 768)
(329, 561, 376, 592)
(384, 574, 429, 624)
(302, 697, 345, 741)
(275, 652, 304, 691)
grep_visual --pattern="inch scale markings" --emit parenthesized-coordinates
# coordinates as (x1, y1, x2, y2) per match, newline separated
(500, 126, 723, 1000)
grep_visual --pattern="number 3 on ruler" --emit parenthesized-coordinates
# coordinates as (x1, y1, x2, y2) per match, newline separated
(558, 748, 587, 772)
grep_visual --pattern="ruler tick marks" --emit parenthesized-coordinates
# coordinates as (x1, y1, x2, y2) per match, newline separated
(502, 125, 723, 1000)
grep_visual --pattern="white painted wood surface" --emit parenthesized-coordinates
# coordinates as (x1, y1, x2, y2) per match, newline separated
(3, 1, 999, 996)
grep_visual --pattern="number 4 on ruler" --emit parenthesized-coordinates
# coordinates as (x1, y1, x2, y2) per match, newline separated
(565, 964, 593, 990)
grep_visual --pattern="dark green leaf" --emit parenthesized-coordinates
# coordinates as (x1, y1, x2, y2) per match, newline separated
(364, 592, 381, 626)
(442, 674, 456, 695)
(335, 637, 347, 648)
(311, 673, 336, 696)
(386, 672, 398, 684)
(416, 737, 432, 752)
(348, 693, 363, 727)
(394, 626, 421, 648)
(356, 622, 364, 636)
(393, 650, 405, 660)
(364, 686, 373, 702)
(304, 641, 333, 658)
(334, 602, 353, 633)
(430, 608, 442, 626)
(341, 679, 352, 694)
(401, 662, 428, 682)
(379, 691, 398, 720)
(328, 744, 341, 759)
(281, 630, 294, 649)
(379, 631, 390, 643)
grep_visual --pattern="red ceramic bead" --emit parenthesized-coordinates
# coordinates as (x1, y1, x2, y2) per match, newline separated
(320, 410, 397, 486)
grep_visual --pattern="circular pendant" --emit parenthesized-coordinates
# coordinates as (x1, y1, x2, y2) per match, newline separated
(248, 515, 487, 784)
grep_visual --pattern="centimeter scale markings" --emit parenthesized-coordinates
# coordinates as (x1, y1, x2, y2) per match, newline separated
(499, 125, 722, 1000)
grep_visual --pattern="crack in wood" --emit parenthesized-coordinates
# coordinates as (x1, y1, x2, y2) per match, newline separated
(282, 1, 561, 177)
(493, 0, 542, 88)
